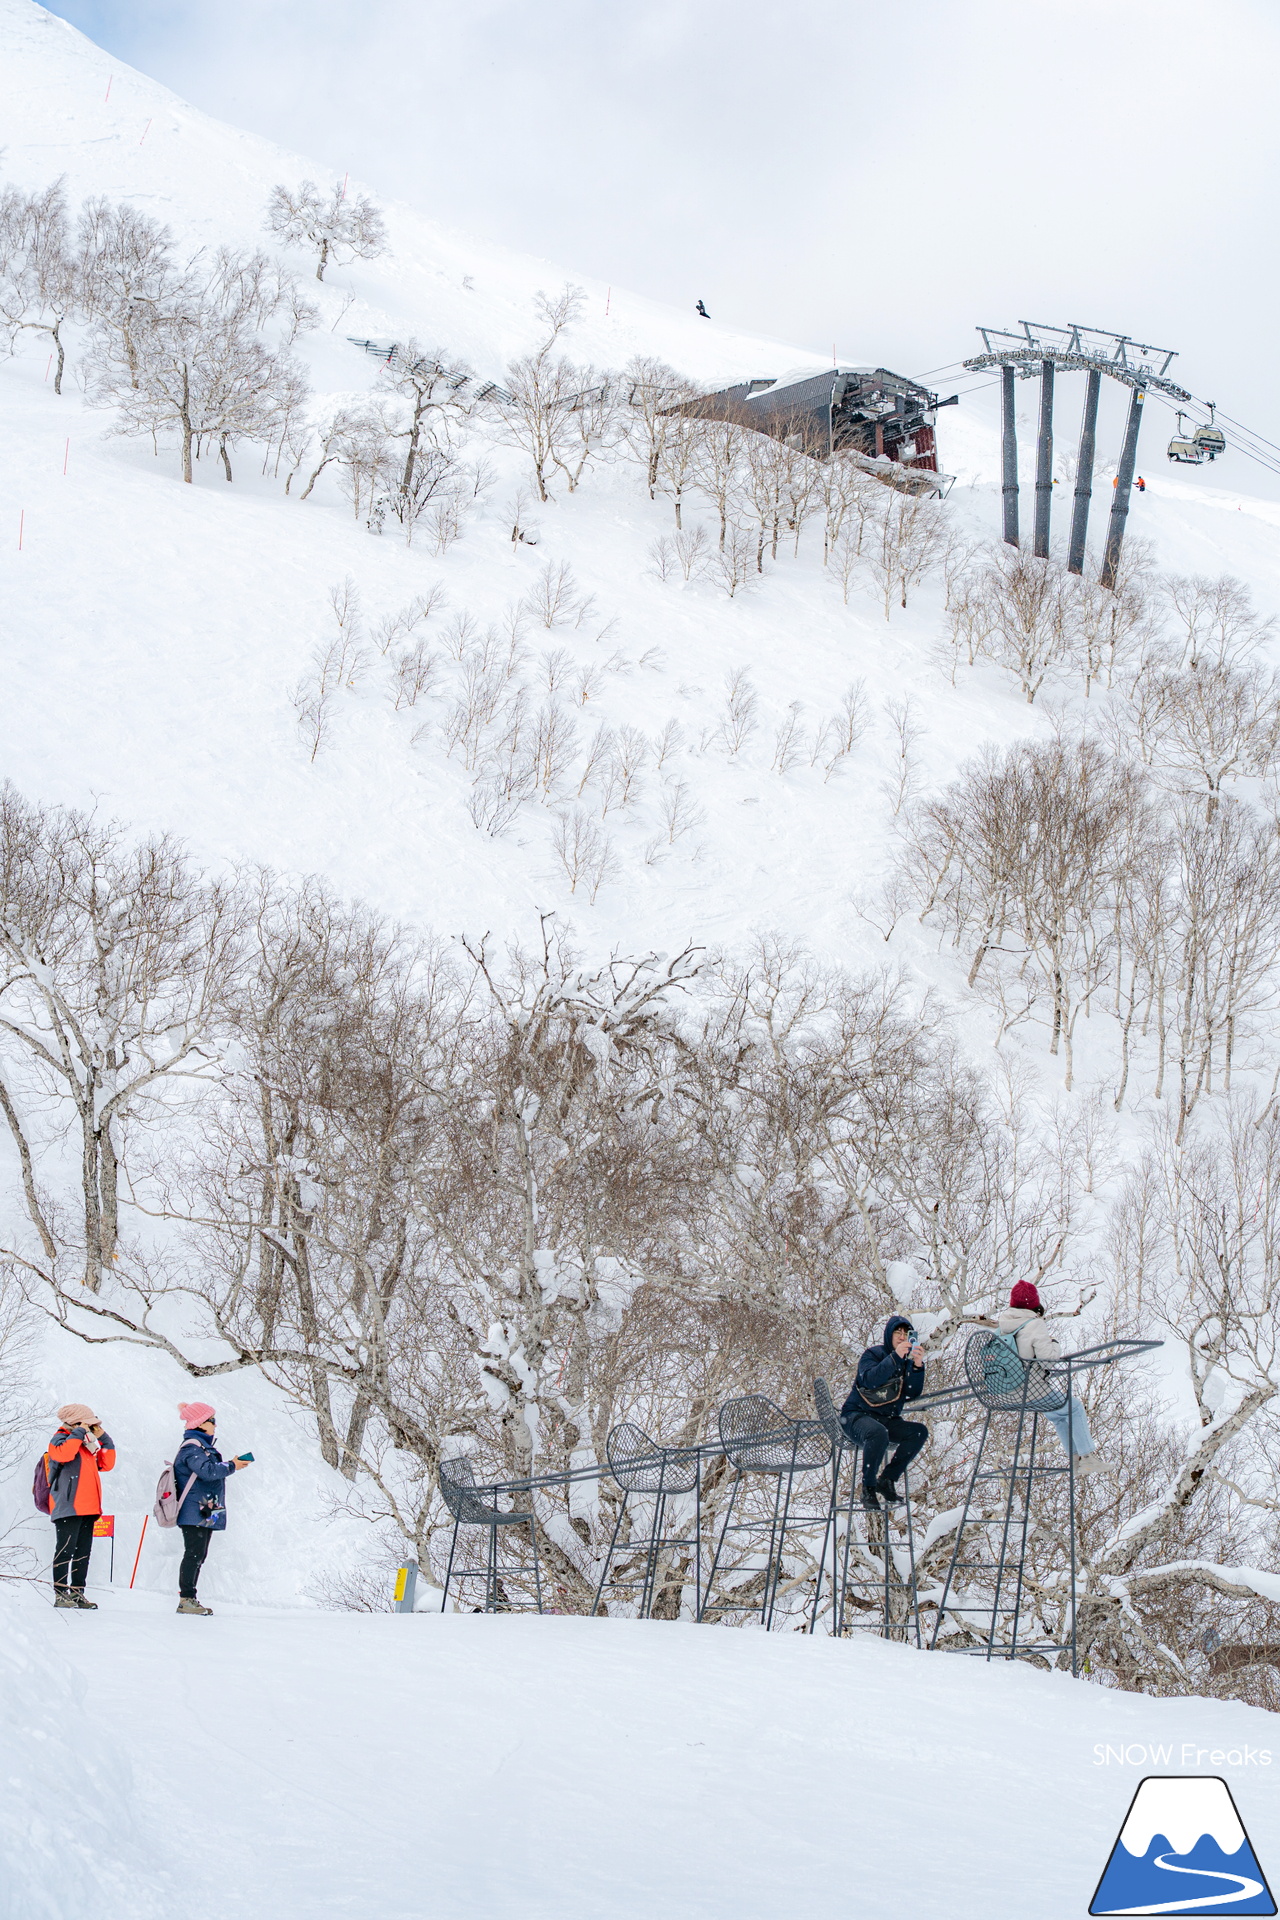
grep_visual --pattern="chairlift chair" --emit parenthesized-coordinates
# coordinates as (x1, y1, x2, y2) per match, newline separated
(1192, 403, 1226, 460)
(1167, 411, 1205, 465)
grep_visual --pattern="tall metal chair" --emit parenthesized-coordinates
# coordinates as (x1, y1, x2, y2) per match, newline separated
(928, 1331, 1069, 1662)
(592, 1422, 701, 1619)
(699, 1395, 831, 1630)
(438, 1457, 544, 1613)
(810, 1377, 920, 1644)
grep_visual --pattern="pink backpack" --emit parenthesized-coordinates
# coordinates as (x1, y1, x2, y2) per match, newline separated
(153, 1458, 201, 1527)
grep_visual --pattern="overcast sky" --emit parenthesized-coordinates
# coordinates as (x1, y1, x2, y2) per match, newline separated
(44, 0, 1280, 471)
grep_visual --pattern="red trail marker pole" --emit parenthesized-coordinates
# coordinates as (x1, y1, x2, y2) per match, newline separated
(139, 118, 152, 146)
(63, 438, 69, 475)
(104, 75, 112, 103)
(128, 1514, 148, 1589)
(17, 510, 24, 551)
(44, 354, 52, 382)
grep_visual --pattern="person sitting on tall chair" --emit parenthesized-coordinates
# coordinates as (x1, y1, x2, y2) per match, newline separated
(841, 1314, 928, 1511)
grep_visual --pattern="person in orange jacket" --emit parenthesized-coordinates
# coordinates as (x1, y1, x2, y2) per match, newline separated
(47, 1402, 115, 1609)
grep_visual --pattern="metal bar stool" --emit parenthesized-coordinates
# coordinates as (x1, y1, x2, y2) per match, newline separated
(810, 1377, 920, 1643)
(929, 1332, 1069, 1662)
(699, 1395, 832, 1630)
(592, 1422, 701, 1619)
(439, 1457, 544, 1613)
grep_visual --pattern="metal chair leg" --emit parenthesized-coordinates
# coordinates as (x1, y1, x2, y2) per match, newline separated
(592, 1493, 629, 1617)
(699, 1471, 741, 1621)
(987, 1396, 1029, 1659)
(930, 1409, 992, 1650)
(442, 1518, 461, 1610)
(1008, 1414, 1038, 1659)
(810, 1447, 843, 1634)
(902, 1470, 922, 1650)
(837, 1443, 861, 1637)
(529, 1517, 544, 1613)
(760, 1470, 787, 1627)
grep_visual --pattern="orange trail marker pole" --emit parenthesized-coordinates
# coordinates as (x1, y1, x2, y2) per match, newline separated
(17, 510, 23, 551)
(104, 75, 112, 103)
(128, 1513, 148, 1588)
(63, 438, 69, 475)
(139, 118, 152, 146)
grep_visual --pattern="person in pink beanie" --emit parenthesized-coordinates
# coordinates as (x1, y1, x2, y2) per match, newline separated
(173, 1403, 252, 1614)
(997, 1284, 1112, 1474)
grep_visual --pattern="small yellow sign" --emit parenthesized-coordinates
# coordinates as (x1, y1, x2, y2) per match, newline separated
(393, 1567, 408, 1603)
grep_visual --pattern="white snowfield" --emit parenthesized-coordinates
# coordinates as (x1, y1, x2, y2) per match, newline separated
(5, 5, 1280, 1918)
(3, 1582, 1278, 1920)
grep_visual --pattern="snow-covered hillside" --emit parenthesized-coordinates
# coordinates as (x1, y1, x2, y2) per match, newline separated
(4, 5, 1280, 1916)
(4, 1583, 1279, 1920)
(2, 0, 1276, 962)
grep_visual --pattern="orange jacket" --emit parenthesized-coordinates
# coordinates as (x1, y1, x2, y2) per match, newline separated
(47, 1427, 115, 1519)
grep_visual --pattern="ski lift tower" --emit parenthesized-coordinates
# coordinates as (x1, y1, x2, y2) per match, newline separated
(965, 324, 1191, 587)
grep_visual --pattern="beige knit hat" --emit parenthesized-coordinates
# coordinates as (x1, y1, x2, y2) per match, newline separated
(56, 1402, 99, 1427)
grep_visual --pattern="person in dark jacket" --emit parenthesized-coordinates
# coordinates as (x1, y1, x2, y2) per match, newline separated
(695, 299, 710, 318)
(840, 1315, 928, 1511)
(47, 1402, 116, 1609)
(173, 1402, 251, 1615)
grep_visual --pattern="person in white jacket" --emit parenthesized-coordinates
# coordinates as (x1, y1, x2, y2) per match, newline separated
(997, 1281, 1112, 1475)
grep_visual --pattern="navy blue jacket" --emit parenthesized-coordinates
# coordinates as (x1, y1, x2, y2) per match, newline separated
(174, 1430, 236, 1529)
(842, 1314, 926, 1428)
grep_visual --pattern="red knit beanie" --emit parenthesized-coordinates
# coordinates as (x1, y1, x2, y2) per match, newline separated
(1010, 1281, 1042, 1311)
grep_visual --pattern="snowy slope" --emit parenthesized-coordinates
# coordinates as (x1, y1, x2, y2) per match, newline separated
(3, 1583, 1278, 1920)
(2, 0, 1275, 971)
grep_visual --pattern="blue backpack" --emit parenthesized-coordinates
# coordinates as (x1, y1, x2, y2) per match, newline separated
(981, 1330, 1030, 1396)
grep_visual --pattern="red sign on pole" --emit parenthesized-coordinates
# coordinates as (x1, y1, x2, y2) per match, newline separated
(92, 1515, 114, 1537)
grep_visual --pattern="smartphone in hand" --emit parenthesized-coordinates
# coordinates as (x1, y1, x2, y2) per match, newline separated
(236, 1451, 254, 1462)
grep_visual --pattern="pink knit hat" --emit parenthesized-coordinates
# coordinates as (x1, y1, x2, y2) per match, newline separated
(179, 1401, 216, 1428)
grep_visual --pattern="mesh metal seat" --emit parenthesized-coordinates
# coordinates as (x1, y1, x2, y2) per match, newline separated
(438, 1457, 543, 1613)
(593, 1421, 702, 1619)
(701, 1396, 832, 1629)
(606, 1421, 699, 1495)
(964, 1332, 1068, 1413)
(717, 1395, 833, 1475)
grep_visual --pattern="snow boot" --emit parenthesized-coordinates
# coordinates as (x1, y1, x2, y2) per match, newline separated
(860, 1486, 881, 1512)
(177, 1597, 213, 1615)
(53, 1590, 79, 1608)
(1076, 1450, 1113, 1477)
(875, 1475, 906, 1507)
(71, 1589, 98, 1609)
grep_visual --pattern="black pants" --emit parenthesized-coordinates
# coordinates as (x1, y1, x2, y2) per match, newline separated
(179, 1526, 213, 1598)
(846, 1414, 929, 1491)
(53, 1515, 96, 1592)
